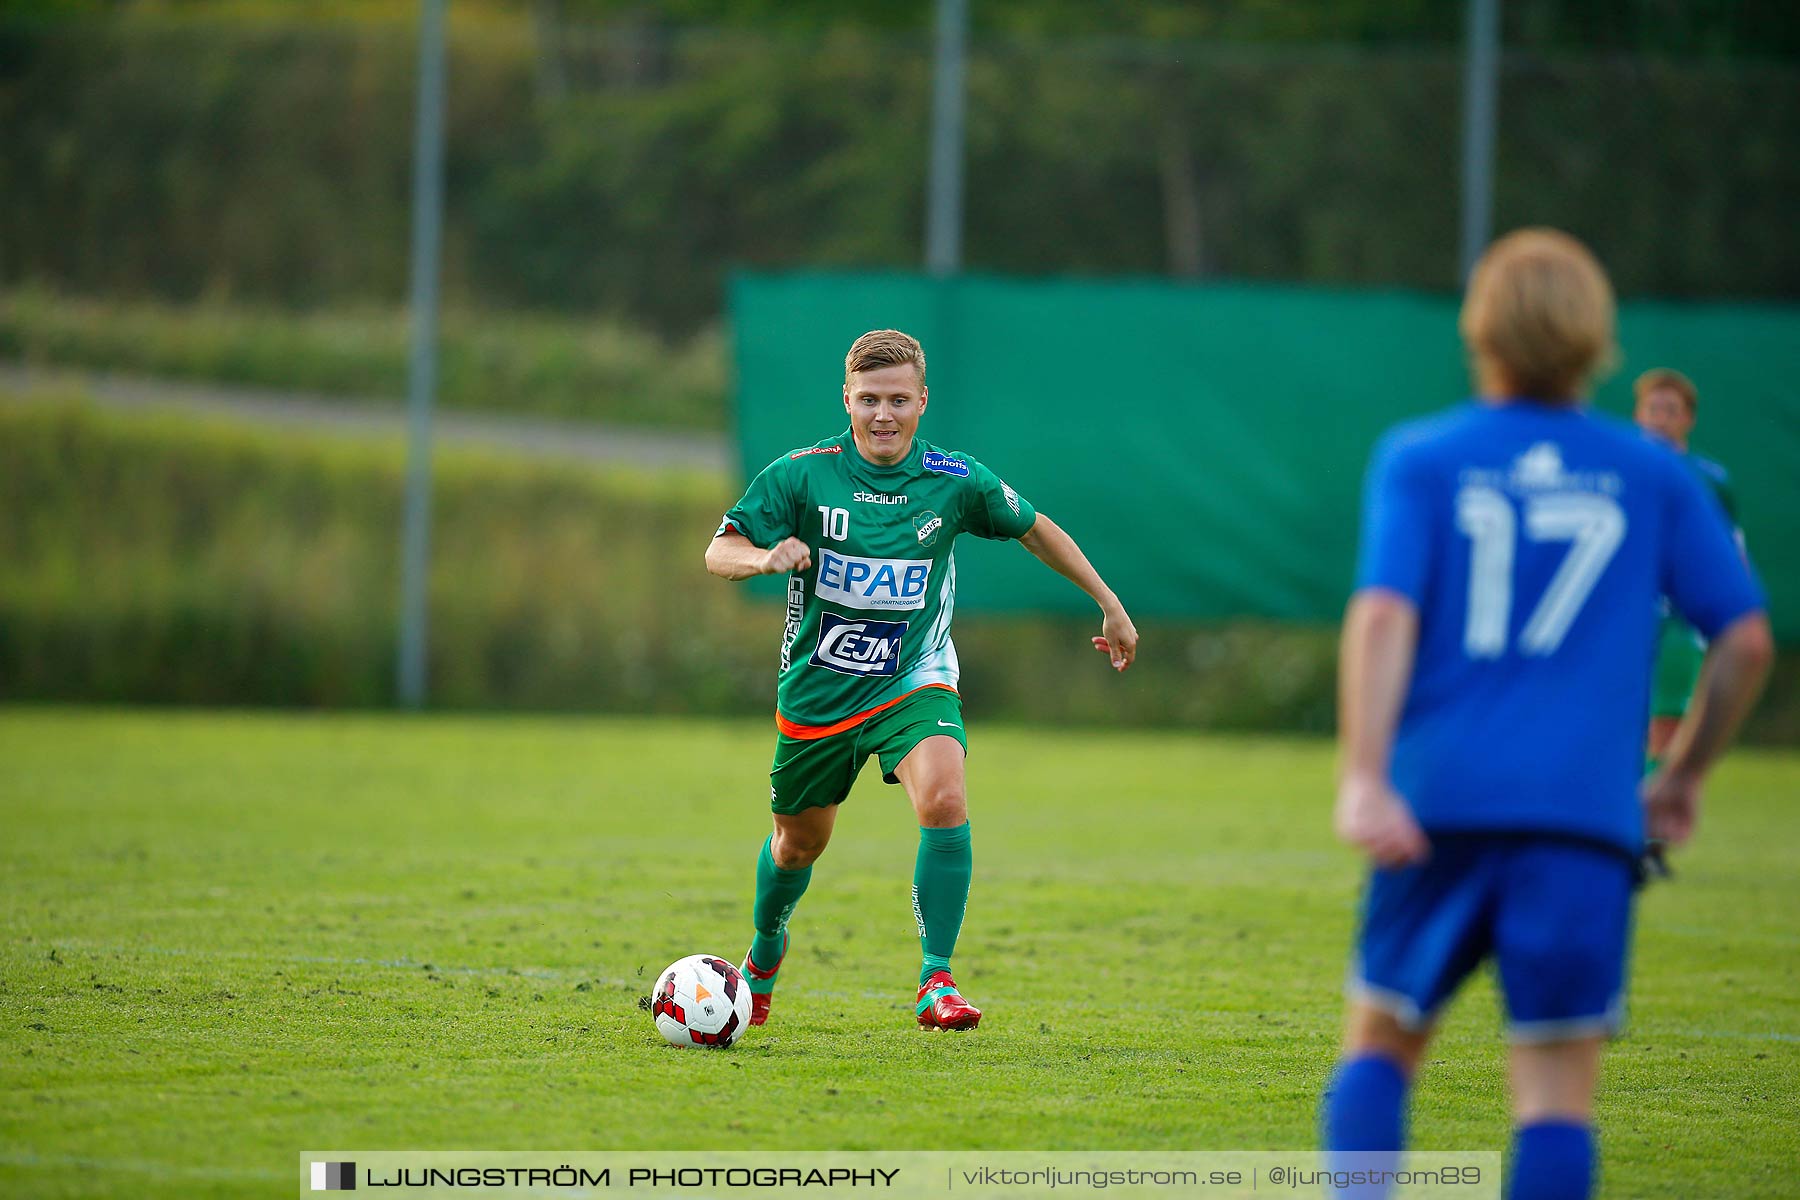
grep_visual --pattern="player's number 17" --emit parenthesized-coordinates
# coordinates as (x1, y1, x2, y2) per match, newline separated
(1455, 486, 1626, 658)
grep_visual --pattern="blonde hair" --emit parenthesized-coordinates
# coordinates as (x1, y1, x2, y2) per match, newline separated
(1460, 228, 1616, 401)
(845, 329, 926, 385)
(1635, 367, 1698, 416)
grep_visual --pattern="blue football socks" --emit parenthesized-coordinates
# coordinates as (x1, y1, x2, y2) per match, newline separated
(1321, 1054, 1409, 1198)
(1508, 1121, 1594, 1200)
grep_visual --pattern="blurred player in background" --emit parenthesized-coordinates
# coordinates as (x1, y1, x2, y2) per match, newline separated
(1323, 230, 1771, 1200)
(706, 329, 1137, 1031)
(1632, 367, 1744, 775)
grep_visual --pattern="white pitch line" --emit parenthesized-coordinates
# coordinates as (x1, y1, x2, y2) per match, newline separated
(21, 941, 901, 1004)
(27, 943, 1800, 1040)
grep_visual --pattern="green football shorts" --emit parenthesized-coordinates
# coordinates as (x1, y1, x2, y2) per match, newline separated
(769, 687, 967, 815)
(1651, 615, 1706, 719)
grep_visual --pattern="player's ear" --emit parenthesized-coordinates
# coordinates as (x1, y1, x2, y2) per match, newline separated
(842, 386, 852, 415)
(918, 386, 928, 416)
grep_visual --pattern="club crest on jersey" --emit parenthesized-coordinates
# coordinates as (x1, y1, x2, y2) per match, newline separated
(922, 450, 970, 478)
(816, 548, 931, 611)
(810, 613, 907, 676)
(912, 511, 943, 547)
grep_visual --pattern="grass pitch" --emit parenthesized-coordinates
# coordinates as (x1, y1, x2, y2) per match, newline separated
(2, 709, 1795, 1198)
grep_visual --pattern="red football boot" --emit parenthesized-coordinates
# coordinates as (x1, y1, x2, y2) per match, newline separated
(741, 931, 788, 1027)
(916, 970, 982, 1030)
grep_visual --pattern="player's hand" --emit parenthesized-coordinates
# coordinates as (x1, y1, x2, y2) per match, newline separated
(1335, 772, 1430, 869)
(1641, 767, 1702, 847)
(760, 537, 813, 576)
(1091, 608, 1138, 672)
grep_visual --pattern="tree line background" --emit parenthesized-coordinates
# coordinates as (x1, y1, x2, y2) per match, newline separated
(3, 1, 1796, 336)
(1, 1, 1795, 735)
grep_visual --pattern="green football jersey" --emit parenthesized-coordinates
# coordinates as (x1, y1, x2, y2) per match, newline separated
(1653, 449, 1742, 706)
(1686, 452, 1737, 527)
(717, 429, 1037, 731)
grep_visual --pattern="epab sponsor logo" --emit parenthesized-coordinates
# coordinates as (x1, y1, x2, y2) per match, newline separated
(810, 614, 907, 676)
(816, 548, 931, 611)
(922, 450, 970, 477)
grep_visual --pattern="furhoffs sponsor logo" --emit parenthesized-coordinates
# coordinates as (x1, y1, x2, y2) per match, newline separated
(311, 1162, 356, 1191)
(921, 450, 969, 477)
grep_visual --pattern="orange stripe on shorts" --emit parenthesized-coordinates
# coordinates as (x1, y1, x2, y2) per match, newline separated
(775, 683, 958, 741)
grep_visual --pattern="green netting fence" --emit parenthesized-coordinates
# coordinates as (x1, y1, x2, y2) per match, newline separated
(732, 273, 1799, 640)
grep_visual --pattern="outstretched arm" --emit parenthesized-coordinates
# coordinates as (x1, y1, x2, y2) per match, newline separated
(706, 530, 812, 581)
(1335, 588, 1430, 868)
(1017, 513, 1138, 671)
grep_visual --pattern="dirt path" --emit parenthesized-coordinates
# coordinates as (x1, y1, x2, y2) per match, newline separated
(0, 362, 730, 474)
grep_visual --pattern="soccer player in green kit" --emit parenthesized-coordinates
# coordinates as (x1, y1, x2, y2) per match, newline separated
(705, 329, 1139, 1030)
(1633, 368, 1743, 774)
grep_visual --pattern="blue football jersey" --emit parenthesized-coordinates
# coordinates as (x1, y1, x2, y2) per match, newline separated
(1355, 400, 1765, 853)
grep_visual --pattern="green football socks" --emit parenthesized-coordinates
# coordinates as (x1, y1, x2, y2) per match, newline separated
(748, 834, 810, 994)
(912, 821, 972, 987)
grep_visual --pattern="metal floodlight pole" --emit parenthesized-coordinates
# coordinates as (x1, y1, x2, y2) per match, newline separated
(1458, 0, 1501, 282)
(397, 0, 449, 710)
(925, 0, 969, 276)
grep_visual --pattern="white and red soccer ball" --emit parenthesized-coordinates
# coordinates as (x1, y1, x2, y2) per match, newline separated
(651, 954, 752, 1049)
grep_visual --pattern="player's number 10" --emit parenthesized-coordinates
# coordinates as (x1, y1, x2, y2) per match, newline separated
(1455, 486, 1627, 659)
(818, 506, 850, 542)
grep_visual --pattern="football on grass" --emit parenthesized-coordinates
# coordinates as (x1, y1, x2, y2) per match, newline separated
(651, 954, 753, 1048)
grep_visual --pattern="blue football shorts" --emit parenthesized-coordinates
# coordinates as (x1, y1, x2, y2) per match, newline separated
(1350, 834, 1636, 1042)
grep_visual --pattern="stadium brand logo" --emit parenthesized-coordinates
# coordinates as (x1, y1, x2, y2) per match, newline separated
(789, 446, 843, 459)
(922, 451, 970, 478)
(815, 549, 931, 611)
(913, 512, 943, 547)
(810, 614, 907, 676)
(852, 491, 908, 505)
(311, 1162, 356, 1191)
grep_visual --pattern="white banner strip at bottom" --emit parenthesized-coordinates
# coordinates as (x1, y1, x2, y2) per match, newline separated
(299, 1151, 1500, 1199)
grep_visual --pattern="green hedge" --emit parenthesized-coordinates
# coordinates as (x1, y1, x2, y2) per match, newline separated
(0, 398, 1342, 728)
(0, 288, 726, 430)
(0, 398, 764, 709)
(2, 397, 1792, 743)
